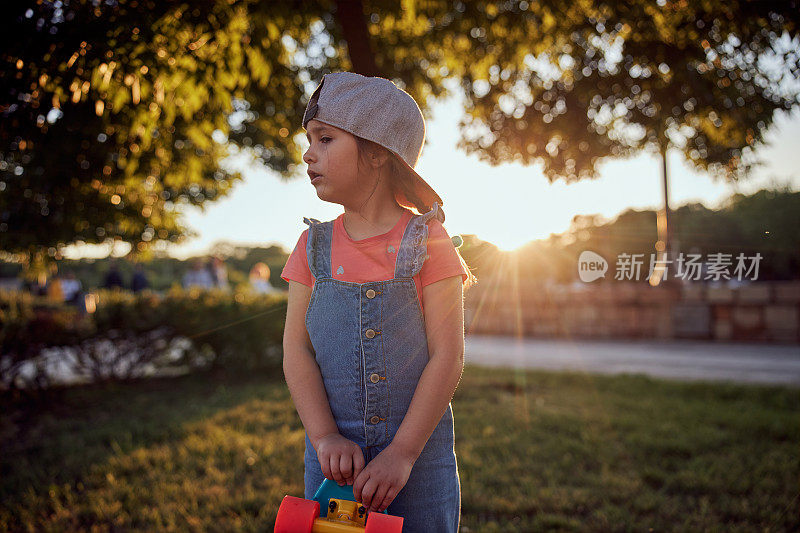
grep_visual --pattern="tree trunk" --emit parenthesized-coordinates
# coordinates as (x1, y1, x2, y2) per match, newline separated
(334, 0, 382, 76)
(652, 140, 675, 286)
(659, 140, 672, 259)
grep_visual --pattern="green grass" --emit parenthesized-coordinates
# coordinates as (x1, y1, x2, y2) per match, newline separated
(1, 366, 797, 532)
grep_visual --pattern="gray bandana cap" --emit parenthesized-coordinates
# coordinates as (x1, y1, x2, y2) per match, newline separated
(302, 71, 444, 220)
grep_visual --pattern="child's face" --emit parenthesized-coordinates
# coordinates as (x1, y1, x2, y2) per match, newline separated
(303, 119, 366, 205)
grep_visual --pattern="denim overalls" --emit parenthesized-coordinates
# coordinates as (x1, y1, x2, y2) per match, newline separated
(301, 202, 461, 532)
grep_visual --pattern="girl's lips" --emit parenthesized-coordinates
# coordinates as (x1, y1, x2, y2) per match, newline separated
(311, 175, 323, 184)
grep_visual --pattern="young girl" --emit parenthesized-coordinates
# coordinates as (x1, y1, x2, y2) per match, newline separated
(281, 71, 477, 532)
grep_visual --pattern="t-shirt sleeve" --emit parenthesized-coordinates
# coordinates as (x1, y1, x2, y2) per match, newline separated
(280, 229, 313, 287)
(419, 220, 469, 287)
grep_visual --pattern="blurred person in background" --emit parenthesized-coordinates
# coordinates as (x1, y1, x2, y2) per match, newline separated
(131, 263, 150, 293)
(46, 264, 64, 302)
(210, 255, 230, 290)
(183, 258, 215, 289)
(103, 259, 125, 290)
(61, 270, 90, 314)
(27, 270, 48, 296)
(61, 270, 83, 305)
(249, 262, 279, 294)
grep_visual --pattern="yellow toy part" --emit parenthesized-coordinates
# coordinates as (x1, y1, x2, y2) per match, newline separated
(275, 494, 403, 532)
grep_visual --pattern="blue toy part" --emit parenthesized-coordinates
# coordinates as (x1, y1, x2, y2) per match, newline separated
(312, 478, 389, 518)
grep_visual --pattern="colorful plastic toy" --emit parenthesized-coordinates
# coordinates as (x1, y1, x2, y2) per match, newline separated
(275, 478, 403, 532)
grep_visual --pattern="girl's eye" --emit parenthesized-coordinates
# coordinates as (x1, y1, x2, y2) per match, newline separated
(320, 136, 332, 143)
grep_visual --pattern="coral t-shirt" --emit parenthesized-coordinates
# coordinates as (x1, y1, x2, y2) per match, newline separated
(280, 208, 468, 315)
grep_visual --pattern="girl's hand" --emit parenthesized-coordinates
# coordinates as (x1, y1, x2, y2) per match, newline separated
(315, 433, 365, 486)
(353, 444, 414, 513)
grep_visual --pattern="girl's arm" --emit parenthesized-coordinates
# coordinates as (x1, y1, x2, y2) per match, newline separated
(283, 280, 339, 449)
(389, 275, 465, 461)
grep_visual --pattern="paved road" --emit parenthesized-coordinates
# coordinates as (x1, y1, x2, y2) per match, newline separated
(464, 334, 800, 387)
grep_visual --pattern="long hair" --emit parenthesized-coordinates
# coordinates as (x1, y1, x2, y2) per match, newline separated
(354, 136, 478, 291)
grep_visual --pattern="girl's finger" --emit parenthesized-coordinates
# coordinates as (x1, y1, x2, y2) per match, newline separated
(359, 477, 378, 509)
(369, 482, 389, 512)
(329, 454, 343, 484)
(377, 486, 398, 512)
(339, 453, 353, 484)
(352, 468, 369, 501)
(318, 454, 332, 481)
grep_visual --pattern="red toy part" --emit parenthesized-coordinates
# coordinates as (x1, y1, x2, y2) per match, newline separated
(364, 511, 404, 533)
(274, 495, 320, 533)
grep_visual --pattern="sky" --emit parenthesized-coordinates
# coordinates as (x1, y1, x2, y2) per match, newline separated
(66, 79, 800, 260)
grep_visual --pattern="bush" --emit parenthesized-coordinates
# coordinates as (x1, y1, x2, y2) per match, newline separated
(0, 287, 287, 391)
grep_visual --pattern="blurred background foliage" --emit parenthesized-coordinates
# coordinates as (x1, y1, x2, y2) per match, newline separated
(1, 185, 796, 290)
(458, 185, 800, 284)
(1, 0, 798, 277)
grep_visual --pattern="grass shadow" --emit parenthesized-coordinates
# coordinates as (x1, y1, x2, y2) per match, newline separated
(1, 364, 798, 531)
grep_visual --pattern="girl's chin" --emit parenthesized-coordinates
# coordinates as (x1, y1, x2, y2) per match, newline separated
(314, 185, 334, 201)
(312, 179, 351, 204)
(315, 190, 347, 207)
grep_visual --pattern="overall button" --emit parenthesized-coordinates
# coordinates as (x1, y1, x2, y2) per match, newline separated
(370, 415, 380, 424)
(365, 329, 376, 339)
(369, 373, 381, 383)
(366, 289, 376, 299)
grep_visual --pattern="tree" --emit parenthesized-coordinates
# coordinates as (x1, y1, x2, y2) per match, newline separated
(4, 0, 798, 282)
(419, 0, 799, 284)
(0, 0, 342, 275)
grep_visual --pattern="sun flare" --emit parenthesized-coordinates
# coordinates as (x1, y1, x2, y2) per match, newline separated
(477, 232, 528, 253)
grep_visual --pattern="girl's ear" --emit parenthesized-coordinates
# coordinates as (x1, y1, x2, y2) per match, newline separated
(369, 146, 391, 168)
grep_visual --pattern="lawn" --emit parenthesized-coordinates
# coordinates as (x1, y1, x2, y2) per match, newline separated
(1, 365, 797, 532)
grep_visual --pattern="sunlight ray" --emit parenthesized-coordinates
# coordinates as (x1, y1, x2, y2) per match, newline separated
(466, 251, 511, 335)
(510, 251, 530, 427)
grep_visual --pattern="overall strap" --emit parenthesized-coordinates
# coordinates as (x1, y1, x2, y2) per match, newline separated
(303, 216, 333, 279)
(394, 202, 441, 279)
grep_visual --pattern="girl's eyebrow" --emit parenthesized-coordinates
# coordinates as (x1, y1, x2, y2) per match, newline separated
(305, 125, 331, 141)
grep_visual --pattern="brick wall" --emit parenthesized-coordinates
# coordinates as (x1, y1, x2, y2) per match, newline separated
(463, 280, 800, 344)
